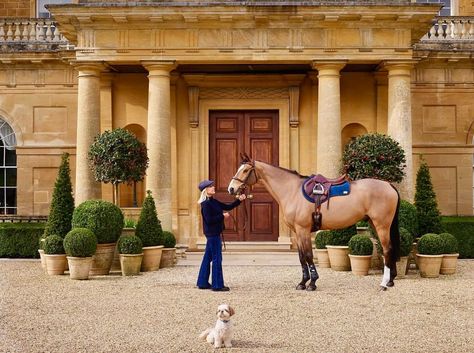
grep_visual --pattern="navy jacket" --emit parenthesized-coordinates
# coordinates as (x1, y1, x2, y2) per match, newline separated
(201, 197, 241, 236)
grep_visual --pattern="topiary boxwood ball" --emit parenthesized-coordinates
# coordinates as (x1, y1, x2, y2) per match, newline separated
(63, 228, 97, 257)
(315, 230, 332, 250)
(44, 234, 65, 255)
(118, 235, 143, 255)
(328, 225, 357, 246)
(399, 200, 419, 238)
(72, 200, 124, 244)
(348, 235, 373, 256)
(438, 232, 459, 255)
(417, 233, 443, 255)
(399, 227, 414, 257)
(162, 231, 176, 248)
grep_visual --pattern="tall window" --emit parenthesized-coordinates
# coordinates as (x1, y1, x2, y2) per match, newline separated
(37, 0, 73, 18)
(0, 119, 17, 215)
(416, 0, 452, 16)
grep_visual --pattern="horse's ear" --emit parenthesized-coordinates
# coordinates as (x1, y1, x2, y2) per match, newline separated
(240, 152, 250, 163)
(243, 152, 251, 162)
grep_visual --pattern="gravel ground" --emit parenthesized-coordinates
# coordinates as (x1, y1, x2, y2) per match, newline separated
(1, 260, 473, 353)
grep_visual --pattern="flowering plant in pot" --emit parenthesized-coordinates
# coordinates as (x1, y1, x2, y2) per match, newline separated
(348, 235, 373, 276)
(438, 232, 459, 275)
(314, 230, 331, 268)
(118, 235, 143, 276)
(63, 228, 97, 280)
(43, 234, 67, 276)
(416, 233, 444, 278)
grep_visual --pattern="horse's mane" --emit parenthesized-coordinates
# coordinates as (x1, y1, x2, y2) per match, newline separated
(275, 165, 309, 179)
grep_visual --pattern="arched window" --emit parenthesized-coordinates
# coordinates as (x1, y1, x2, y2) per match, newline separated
(0, 119, 17, 215)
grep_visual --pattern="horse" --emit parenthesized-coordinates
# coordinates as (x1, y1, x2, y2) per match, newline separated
(227, 153, 400, 291)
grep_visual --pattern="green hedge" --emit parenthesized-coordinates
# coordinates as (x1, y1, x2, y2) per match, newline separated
(0, 223, 46, 258)
(441, 217, 474, 259)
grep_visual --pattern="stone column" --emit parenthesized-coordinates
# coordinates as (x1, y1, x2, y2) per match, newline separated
(142, 61, 176, 231)
(312, 61, 346, 177)
(75, 63, 103, 205)
(386, 62, 414, 201)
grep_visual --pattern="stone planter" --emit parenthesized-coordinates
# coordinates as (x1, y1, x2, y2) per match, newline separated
(395, 256, 409, 279)
(314, 249, 330, 268)
(67, 257, 93, 280)
(326, 245, 351, 271)
(90, 243, 116, 276)
(38, 249, 46, 271)
(111, 228, 135, 271)
(44, 254, 67, 275)
(416, 254, 443, 278)
(160, 248, 176, 268)
(120, 253, 143, 276)
(440, 253, 459, 275)
(141, 245, 164, 271)
(348, 254, 371, 276)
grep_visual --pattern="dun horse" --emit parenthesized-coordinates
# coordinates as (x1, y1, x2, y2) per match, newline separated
(228, 154, 400, 291)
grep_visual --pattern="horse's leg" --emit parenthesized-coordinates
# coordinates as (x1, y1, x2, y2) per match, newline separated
(302, 233, 319, 291)
(377, 226, 393, 290)
(296, 246, 310, 290)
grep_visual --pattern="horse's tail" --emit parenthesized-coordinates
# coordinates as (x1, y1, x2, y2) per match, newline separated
(389, 185, 401, 262)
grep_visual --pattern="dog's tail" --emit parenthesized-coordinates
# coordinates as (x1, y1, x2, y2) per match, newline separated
(199, 328, 211, 341)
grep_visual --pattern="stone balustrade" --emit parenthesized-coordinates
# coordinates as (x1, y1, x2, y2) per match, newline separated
(421, 16, 474, 41)
(0, 18, 73, 51)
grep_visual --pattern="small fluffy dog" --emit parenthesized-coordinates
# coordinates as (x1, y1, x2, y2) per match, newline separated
(199, 304, 235, 348)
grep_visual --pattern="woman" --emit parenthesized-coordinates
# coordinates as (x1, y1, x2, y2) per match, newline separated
(196, 179, 246, 291)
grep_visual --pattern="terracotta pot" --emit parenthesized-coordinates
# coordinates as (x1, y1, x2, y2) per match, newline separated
(119, 253, 143, 276)
(67, 257, 93, 280)
(44, 254, 67, 275)
(314, 249, 331, 268)
(141, 245, 164, 271)
(111, 229, 135, 271)
(90, 243, 116, 276)
(160, 248, 176, 268)
(416, 254, 443, 278)
(38, 249, 46, 270)
(440, 253, 459, 275)
(395, 256, 409, 278)
(348, 254, 371, 276)
(326, 246, 351, 271)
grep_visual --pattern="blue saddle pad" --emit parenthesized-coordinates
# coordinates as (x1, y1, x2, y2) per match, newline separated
(329, 181, 350, 197)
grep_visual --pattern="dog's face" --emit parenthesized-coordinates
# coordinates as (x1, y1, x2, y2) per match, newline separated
(216, 304, 235, 321)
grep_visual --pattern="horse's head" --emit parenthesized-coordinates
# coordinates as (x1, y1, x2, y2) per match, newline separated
(228, 153, 257, 195)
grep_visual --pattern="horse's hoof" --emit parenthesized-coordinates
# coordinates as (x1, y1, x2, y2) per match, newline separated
(379, 286, 388, 291)
(306, 285, 317, 291)
(387, 281, 395, 287)
(296, 284, 306, 290)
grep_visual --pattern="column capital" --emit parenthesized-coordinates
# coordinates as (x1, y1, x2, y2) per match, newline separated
(141, 61, 177, 74)
(70, 61, 107, 76)
(381, 60, 417, 74)
(311, 60, 347, 72)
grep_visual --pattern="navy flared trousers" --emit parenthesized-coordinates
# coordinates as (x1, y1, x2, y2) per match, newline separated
(196, 235, 224, 289)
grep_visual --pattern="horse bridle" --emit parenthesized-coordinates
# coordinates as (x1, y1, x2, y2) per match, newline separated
(231, 161, 257, 190)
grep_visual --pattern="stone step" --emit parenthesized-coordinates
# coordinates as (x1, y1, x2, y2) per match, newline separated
(177, 251, 300, 266)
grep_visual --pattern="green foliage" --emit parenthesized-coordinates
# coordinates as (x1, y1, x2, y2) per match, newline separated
(414, 160, 443, 235)
(44, 153, 74, 239)
(63, 228, 97, 257)
(356, 220, 369, 228)
(162, 231, 176, 248)
(135, 191, 163, 247)
(43, 235, 65, 255)
(88, 128, 149, 185)
(399, 227, 414, 257)
(0, 223, 45, 258)
(348, 235, 373, 256)
(72, 200, 124, 244)
(314, 230, 332, 249)
(118, 235, 143, 254)
(417, 233, 444, 255)
(341, 133, 406, 183)
(399, 200, 419, 238)
(327, 225, 357, 246)
(441, 217, 474, 258)
(438, 232, 459, 254)
(124, 219, 137, 229)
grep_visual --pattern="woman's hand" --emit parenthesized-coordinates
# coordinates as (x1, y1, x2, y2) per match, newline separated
(238, 194, 247, 201)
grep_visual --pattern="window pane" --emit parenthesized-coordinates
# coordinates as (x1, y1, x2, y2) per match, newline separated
(0, 170, 4, 186)
(0, 188, 4, 208)
(0, 147, 4, 167)
(6, 188, 16, 207)
(6, 208, 16, 215)
(6, 169, 16, 187)
(5, 149, 16, 166)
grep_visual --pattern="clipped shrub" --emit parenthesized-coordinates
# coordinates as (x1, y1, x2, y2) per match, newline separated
(414, 159, 443, 235)
(315, 230, 332, 249)
(356, 220, 369, 228)
(124, 219, 137, 229)
(341, 133, 406, 183)
(327, 225, 357, 246)
(63, 228, 97, 257)
(0, 223, 46, 258)
(135, 191, 163, 247)
(438, 232, 459, 255)
(162, 231, 176, 248)
(399, 200, 418, 238)
(44, 153, 75, 239)
(118, 235, 143, 255)
(417, 233, 443, 255)
(348, 235, 373, 256)
(43, 235, 65, 255)
(399, 227, 414, 257)
(441, 217, 474, 258)
(72, 200, 124, 244)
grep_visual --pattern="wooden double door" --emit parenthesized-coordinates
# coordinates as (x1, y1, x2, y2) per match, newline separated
(209, 110, 279, 242)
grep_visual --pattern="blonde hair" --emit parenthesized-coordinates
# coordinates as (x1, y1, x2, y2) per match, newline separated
(197, 189, 209, 204)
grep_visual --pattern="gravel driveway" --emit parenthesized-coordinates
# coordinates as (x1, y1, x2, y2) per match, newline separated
(1, 259, 473, 353)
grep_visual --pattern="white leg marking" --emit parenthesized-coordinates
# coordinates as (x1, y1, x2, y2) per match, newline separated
(380, 265, 390, 287)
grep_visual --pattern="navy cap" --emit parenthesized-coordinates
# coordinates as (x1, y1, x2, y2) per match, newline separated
(198, 179, 215, 192)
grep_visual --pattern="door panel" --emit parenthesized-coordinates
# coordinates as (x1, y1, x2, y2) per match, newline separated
(209, 110, 279, 241)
